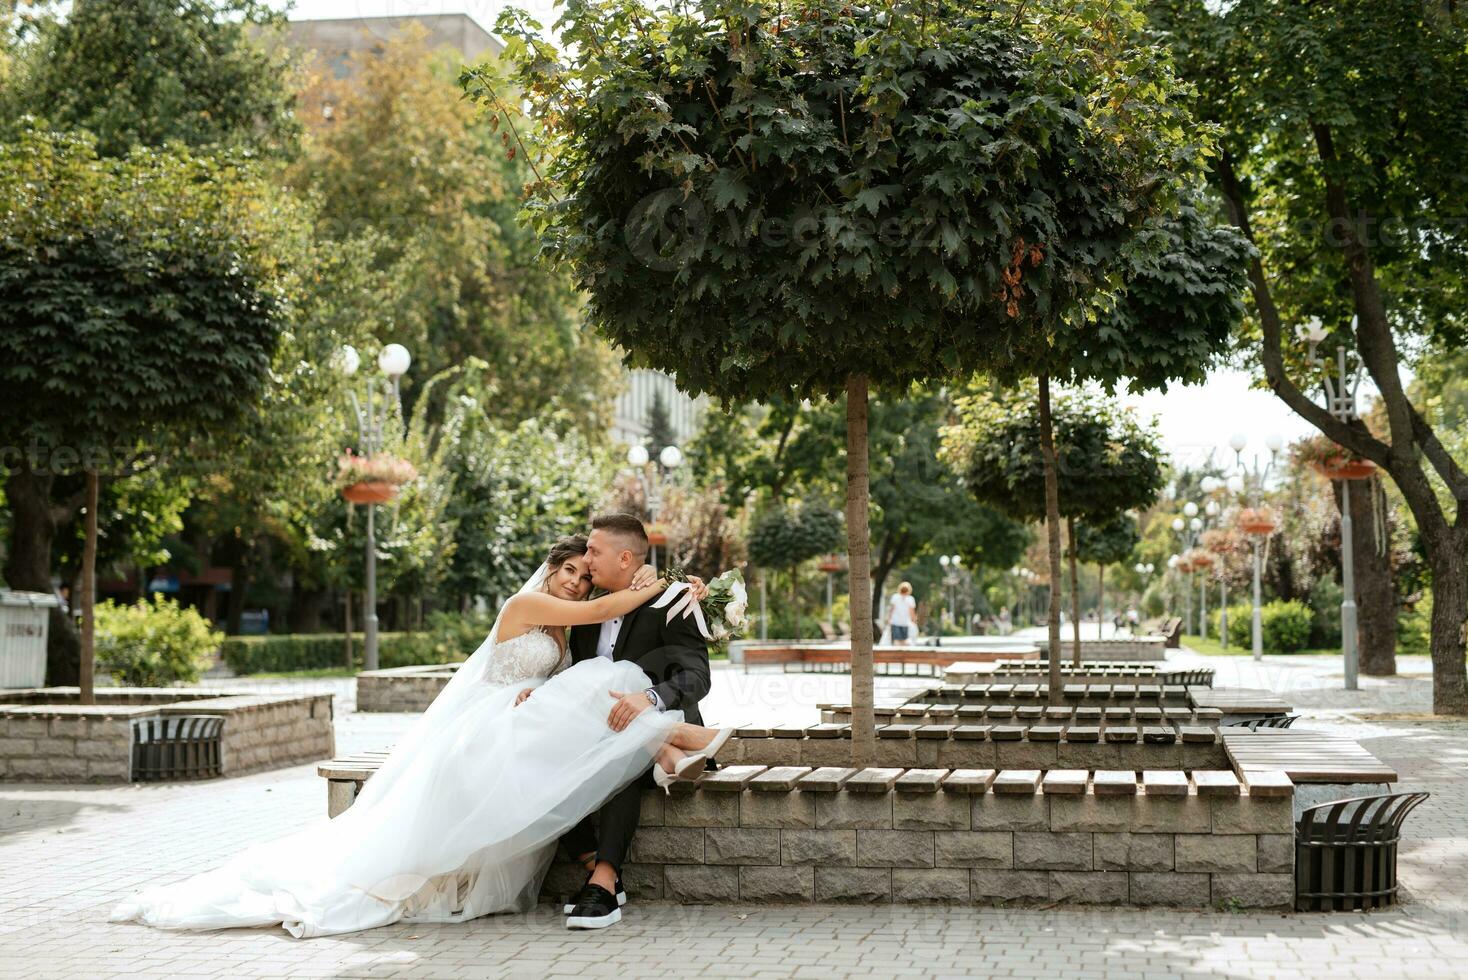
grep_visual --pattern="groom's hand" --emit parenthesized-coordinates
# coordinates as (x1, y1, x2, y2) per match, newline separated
(607, 689, 653, 731)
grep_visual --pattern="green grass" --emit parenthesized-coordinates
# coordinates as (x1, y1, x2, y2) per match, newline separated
(246, 666, 359, 680)
(1180, 633, 1338, 657)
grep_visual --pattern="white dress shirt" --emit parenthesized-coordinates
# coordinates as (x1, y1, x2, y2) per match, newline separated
(596, 614, 666, 710)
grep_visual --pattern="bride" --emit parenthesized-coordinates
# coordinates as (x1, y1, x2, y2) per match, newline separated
(110, 534, 730, 938)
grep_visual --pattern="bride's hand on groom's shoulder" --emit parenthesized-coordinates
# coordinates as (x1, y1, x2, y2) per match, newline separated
(687, 575, 709, 602)
(629, 564, 659, 590)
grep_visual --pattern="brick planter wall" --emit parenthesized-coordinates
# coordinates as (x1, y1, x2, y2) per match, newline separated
(540, 765, 1295, 909)
(356, 664, 456, 713)
(0, 688, 334, 782)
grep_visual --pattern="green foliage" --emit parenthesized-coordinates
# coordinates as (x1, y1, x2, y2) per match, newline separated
(1398, 593, 1433, 657)
(220, 612, 492, 674)
(2, 0, 301, 159)
(479, 0, 1243, 401)
(294, 28, 619, 435)
(94, 597, 221, 687)
(1073, 513, 1141, 568)
(1150, 0, 1468, 354)
(1211, 599, 1312, 653)
(0, 124, 304, 466)
(942, 385, 1166, 523)
(691, 389, 1029, 587)
(435, 369, 615, 602)
(747, 502, 844, 570)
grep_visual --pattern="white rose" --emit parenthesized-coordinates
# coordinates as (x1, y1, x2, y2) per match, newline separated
(726, 580, 748, 626)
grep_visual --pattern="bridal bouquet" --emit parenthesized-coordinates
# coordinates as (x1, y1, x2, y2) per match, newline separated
(654, 567, 749, 654)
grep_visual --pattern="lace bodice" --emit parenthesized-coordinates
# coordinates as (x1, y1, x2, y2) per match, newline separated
(482, 628, 567, 687)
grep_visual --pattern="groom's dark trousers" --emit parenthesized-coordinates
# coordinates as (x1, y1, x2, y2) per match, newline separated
(562, 593, 712, 872)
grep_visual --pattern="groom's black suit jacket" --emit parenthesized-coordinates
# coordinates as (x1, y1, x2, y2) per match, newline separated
(569, 592, 711, 727)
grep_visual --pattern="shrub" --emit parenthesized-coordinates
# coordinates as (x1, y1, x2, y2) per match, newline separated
(1213, 603, 1253, 648)
(1397, 593, 1432, 657)
(95, 598, 221, 687)
(1211, 599, 1312, 653)
(219, 613, 493, 675)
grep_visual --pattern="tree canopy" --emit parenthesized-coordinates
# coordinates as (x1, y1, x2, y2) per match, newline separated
(478, 0, 1239, 399)
(2, 0, 300, 158)
(941, 385, 1167, 524)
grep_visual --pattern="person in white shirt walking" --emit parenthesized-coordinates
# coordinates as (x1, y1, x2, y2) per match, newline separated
(887, 582, 917, 646)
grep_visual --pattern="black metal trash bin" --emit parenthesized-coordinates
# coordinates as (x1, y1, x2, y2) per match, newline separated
(1295, 791, 1430, 911)
(131, 714, 225, 781)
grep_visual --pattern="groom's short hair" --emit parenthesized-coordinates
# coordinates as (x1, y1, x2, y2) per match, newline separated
(591, 513, 649, 562)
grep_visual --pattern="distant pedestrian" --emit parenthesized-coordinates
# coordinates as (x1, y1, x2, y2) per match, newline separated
(888, 583, 917, 646)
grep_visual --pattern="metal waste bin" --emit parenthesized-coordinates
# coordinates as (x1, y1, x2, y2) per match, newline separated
(0, 589, 59, 688)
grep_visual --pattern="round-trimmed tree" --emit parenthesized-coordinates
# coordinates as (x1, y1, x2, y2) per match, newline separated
(477, 0, 1248, 756)
(0, 124, 302, 699)
(1073, 512, 1142, 641)
(941, 385, 1165, 663)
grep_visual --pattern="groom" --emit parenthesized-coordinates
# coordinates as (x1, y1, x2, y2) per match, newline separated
(561, 513, 713, 930)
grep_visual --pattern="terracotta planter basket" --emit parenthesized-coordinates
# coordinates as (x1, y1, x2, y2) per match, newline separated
(1311, 459, 1377, 481)
(342, 481, 399, 505)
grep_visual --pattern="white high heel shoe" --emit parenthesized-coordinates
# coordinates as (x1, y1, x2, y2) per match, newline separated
(669, 724, 739, 780)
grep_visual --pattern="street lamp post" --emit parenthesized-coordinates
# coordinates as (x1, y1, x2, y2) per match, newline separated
(1228, 434, 1282, 662)
(626, 442, 683, 569)
(939, 555, 963, 632)
(1301, 316, 1366, 691)
(341, 342, 411, 672)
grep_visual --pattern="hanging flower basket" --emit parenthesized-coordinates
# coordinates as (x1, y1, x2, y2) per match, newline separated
(1311, 458, 1378, 481)
(817, 554, 846, 574)
(1294, 434, 1377, 481)
(342, 481, 399, 505)
(338, 451, 417, 505)
(1183, 548, 1213, 570)
(1237, 507, 1279, 536)
(647, 522, 670, 547)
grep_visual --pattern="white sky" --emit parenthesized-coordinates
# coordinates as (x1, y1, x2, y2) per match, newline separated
(274, 2, 1389, 471)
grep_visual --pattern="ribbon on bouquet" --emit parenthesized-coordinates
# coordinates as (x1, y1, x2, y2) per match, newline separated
(651, 581, 712, 640)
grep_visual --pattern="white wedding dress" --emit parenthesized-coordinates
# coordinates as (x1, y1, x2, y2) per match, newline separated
(109, 618, 681, 938)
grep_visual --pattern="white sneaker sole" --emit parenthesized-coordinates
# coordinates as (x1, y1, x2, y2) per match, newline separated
(566, 906, 622, 930)
(563, 892, 626, 915)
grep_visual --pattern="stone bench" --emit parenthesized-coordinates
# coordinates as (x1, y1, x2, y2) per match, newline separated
(727, 720, 1229, 771)
(880, 683, 1194, 707)
(317, 759, 1296, 908)
(820, 703, 1225, 727)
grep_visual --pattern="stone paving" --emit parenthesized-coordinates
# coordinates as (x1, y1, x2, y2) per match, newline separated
(3, 651, 1467, 978)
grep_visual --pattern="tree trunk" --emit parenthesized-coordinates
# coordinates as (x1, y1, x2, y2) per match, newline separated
(2, 461, 80, 686)
(343, 587, 355, 669)
(79, 470, 98, 705)
(288, 586, 328, 634)
(1098, 563, 1106, 641)
(1331, 477, 1397, 676)
(845, 376, 876, 766)
(1425, 529, 1468, 715)
(226, 546, 253, 636)
(790, 565, 800, 641)
(1037, 376, 1064, 704)
(1066, 516, 1081, 667)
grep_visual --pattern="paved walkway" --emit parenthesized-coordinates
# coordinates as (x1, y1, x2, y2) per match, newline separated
(3, 651, 1467, 978)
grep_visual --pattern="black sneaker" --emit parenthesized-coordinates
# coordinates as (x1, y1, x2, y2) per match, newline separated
(565, 883, 622, 930)
(563, 876, 625, 915)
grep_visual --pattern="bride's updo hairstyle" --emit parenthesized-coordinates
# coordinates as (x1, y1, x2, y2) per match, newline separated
(543, 534, 589, 580)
